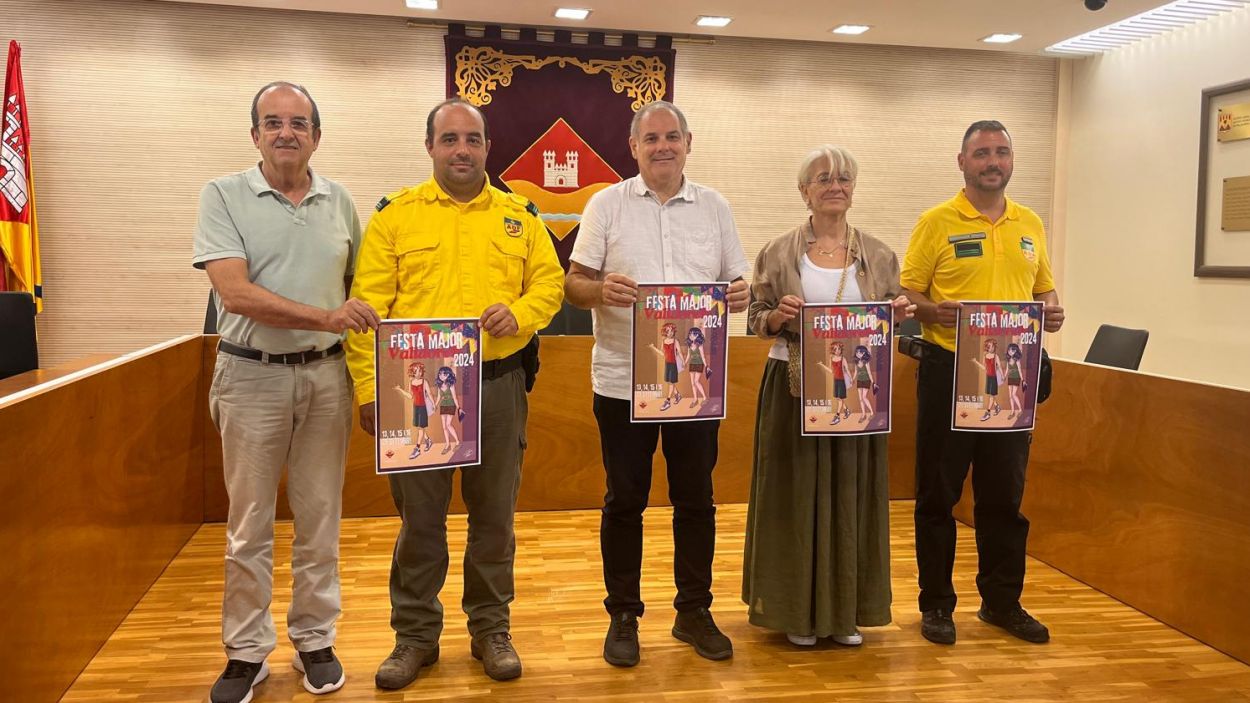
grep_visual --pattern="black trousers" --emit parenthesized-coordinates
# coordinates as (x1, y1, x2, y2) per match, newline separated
(593, 393, 720, 617)
(913, 348, 1031, 613)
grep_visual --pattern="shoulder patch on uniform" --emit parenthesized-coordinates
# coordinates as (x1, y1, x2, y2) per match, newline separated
(375, 188, 409, 212)
(505, 192, 539, 217)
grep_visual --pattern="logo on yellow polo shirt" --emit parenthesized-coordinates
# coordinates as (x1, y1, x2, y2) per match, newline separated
(1020, 236, 1037, 263)
(504, 217, 523, 237)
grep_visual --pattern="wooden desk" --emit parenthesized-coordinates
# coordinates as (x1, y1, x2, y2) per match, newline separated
(0, 353, 116, 400)
(200, 336, 921, 521)
(950, 360, 1250, 663)
(0, 338, 204, 703)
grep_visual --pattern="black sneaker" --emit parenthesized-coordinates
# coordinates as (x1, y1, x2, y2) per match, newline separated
(603, 612, 640, 667)
(672, 607, 733, 661)
(210, 659, 269, 703)
(293, 646, 346, 694)
(978, 604, 1050, 643)
(921, 609, 956, 645)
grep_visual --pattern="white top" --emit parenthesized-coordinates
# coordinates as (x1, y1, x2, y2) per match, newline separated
(570, 175, 751, 400)
(768, 256, 864, 362)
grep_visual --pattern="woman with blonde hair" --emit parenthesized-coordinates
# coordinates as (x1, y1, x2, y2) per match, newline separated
(743, 145, 913, 647)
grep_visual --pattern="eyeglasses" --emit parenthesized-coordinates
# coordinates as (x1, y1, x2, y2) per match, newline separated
(808, 173, 854, 189)
(258, 117, 314, 134)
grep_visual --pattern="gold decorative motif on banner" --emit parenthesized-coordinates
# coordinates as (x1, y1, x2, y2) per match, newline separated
(453, 46, 667, 110)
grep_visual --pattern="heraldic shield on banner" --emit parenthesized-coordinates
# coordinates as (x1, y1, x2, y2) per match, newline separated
(444, 29, 676, 269)
(500, 118, 620, 243)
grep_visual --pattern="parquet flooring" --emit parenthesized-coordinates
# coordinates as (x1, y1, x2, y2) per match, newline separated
(61, 503, 1250, 702)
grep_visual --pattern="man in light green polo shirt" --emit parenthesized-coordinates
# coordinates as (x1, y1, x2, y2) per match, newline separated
(192, 81, 379, 703)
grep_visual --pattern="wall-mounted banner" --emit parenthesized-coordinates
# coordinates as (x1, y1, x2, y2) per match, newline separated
(445, 29, 675, 269)
(952, 301, 1044, 432)
(630, 283, 728, 423)
(374, 318, 482, 473)
(800, 303, 893, 436)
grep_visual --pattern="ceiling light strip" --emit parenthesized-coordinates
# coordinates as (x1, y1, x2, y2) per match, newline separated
(1046, 0, 1248, 55)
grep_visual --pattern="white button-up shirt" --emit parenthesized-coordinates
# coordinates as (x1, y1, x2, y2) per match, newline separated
(570, 175, 750, 400)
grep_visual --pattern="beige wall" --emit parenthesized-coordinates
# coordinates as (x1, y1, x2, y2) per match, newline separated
(2, 0, 1057, 366)
(1062, 5, 1250, 389)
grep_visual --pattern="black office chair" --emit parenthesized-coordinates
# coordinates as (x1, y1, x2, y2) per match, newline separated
(0, 291, 39, 380)
(204, 290, 219, 334)
(1084, 324, 1149, 371)
(539, 300, 592, 335)
(896, 317, 922, 337)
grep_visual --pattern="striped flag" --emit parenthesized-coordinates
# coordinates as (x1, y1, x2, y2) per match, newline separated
(0, 40, 42, 312)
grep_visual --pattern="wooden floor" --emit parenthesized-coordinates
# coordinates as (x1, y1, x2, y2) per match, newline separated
(62, 503, 1250, 702)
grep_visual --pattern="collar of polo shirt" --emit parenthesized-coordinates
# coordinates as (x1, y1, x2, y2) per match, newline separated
(245, 162, 331, 199)
(954, 188, 1021, 223)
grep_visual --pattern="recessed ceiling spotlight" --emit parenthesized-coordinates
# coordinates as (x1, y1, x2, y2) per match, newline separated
(831, 24, 871, 35)
(695, 16, 733, 27)
(554, 7, 592, 20)
(981, 33, 1023, 43)
(405, 0, 438, 9)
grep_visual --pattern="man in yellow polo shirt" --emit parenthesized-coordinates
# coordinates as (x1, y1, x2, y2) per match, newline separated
(900, 120, 1065, 647)
(345, 98, 563, 690)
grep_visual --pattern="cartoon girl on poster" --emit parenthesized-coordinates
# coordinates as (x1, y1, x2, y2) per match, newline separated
(434, 365, 461, 455)
(648, 322, 684, 411)
(971, 339, 1006, 422)
(683, 326, 708, 409)
(852, 344, 877, 423)
(394, 362, 436, 460)
(817, 341, 853, 425)
(1005, 342, 1026, 420)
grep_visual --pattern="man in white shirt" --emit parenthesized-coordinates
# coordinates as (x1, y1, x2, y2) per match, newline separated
(565, 101, 749, 668)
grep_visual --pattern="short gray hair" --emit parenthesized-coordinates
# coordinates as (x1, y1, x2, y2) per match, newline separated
(798, 145, 859, 187)
(251, 81, 320, 130)
(630, 100, 689, 138)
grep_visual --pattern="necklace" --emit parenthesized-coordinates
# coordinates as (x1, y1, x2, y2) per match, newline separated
(812, 220, 852, 259)
(832, 225, 858, 304)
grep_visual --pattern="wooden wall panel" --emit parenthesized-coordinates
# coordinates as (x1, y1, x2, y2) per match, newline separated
(889, 355, 920, 499)
(946, 360, 1250, 663)
(203, 336, 920, 521)
(0, 338, 205, 703)
(1025, 361, 1250, 663)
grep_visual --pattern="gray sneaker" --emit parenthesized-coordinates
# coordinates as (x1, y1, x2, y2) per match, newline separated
(292, 646, 345, 694)
(375, 643, 440, 690)
(471, 632, 522, 681)
(210, 659, 269, 703)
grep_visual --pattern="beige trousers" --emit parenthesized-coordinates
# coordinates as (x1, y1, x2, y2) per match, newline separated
(209, 350, 352, 662)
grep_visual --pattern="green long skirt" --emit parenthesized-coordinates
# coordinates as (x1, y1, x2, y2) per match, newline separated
(741, 358, 892, 637)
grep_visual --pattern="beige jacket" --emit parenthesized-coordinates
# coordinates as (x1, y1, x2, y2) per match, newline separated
(748, 219, 902, 340)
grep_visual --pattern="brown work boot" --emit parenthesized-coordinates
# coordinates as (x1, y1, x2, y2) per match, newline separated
(374, 643, 439, 690)
(470, 631, 522, 681)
